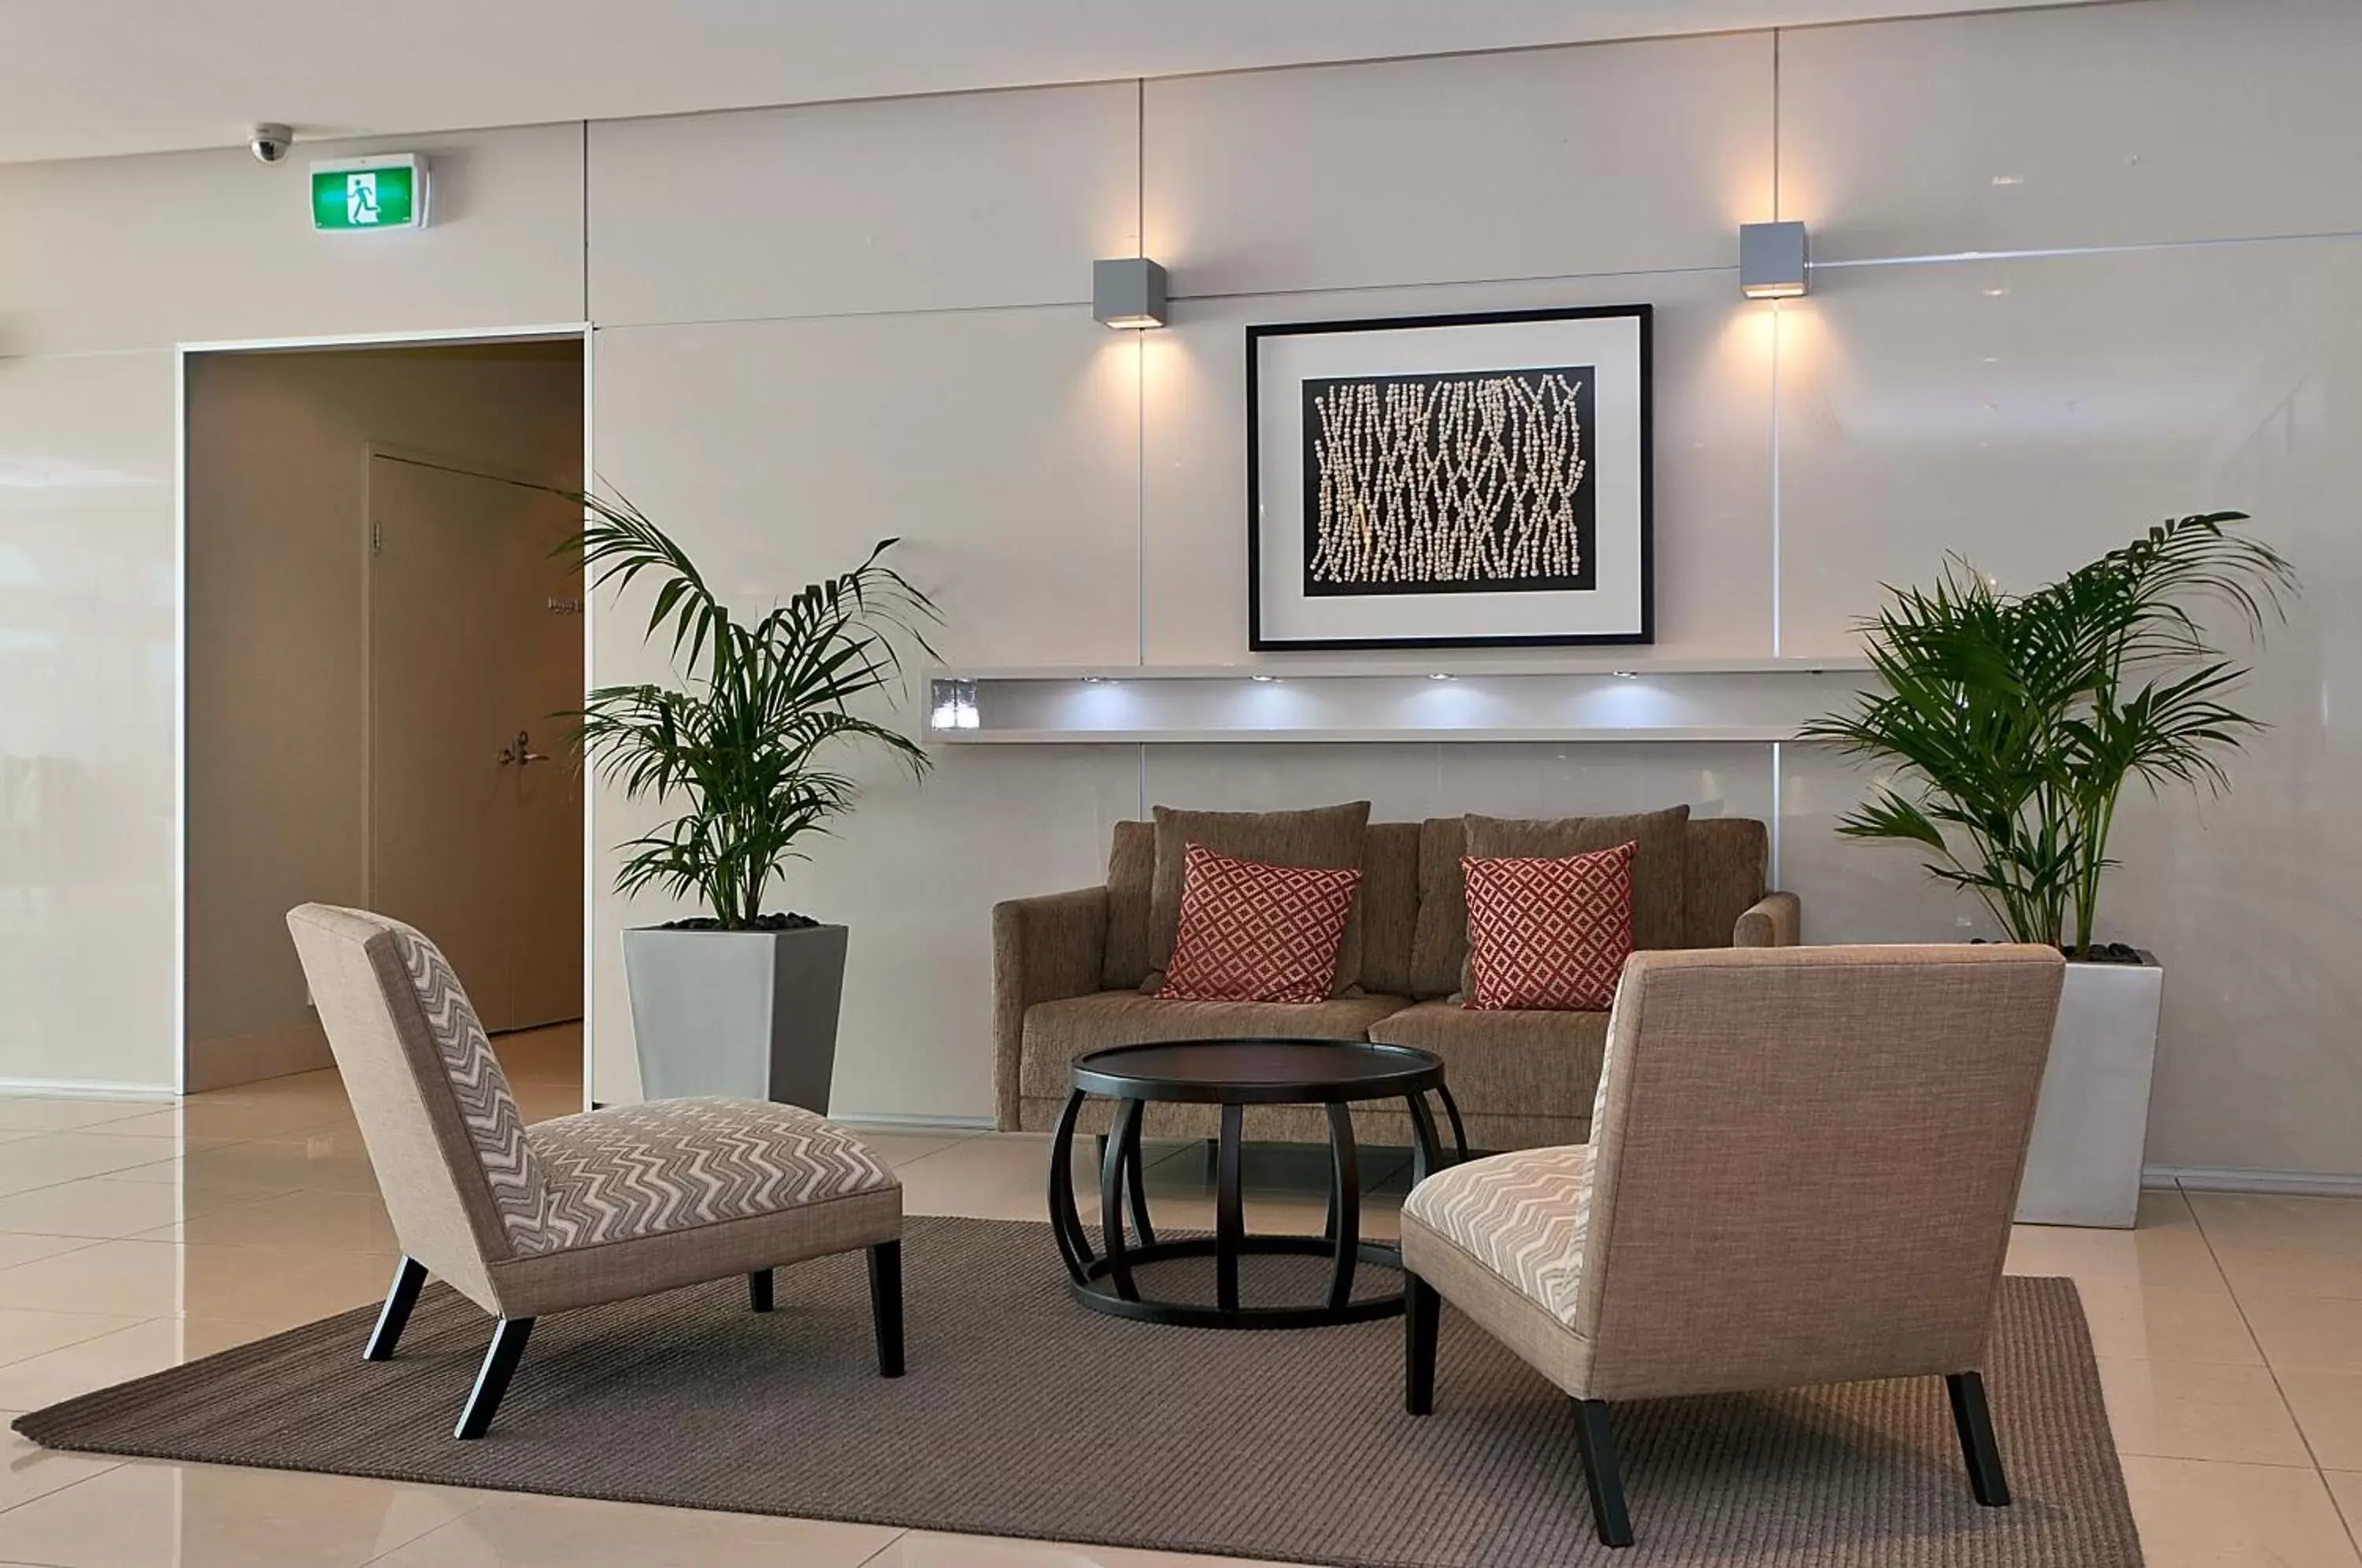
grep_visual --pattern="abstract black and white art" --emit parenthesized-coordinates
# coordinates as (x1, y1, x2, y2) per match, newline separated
(1248, 306, 1651, 649)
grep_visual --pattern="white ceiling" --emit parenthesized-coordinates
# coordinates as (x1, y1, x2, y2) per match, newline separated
(2, 0, 2102, 167)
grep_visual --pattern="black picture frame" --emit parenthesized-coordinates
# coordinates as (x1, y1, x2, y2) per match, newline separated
(1246, 303, 1653, 651)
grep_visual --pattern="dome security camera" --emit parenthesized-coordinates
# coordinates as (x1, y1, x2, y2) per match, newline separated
(250, 124, 294, 164)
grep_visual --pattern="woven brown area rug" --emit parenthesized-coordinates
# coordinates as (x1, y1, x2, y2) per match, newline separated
(16, 1215, 2140, 1566)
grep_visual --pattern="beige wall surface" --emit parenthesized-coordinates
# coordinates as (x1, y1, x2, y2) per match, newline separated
(2, 0, 2356, 1180)
(183, 345, 583, 1089)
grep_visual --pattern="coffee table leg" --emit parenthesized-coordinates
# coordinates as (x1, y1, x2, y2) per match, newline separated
(1405, 1093, 1443, 1188)
(1048, 1090, 1092, 1283)
(1324, 1103, 1361, 1311)
(1216, 1103, 1244, 1311)
(1099, 1098, 1143, 1300)
(1121, 1097, 1157, 1247)
(1435, 1084, 1470, 1166)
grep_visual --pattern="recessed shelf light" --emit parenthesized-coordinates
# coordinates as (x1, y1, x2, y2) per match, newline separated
(1427, 672, 1455, 681)
(1250, 675, 1279, 683)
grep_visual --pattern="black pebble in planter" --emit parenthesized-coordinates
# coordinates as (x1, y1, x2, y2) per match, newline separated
(620, 923, 849, 1111)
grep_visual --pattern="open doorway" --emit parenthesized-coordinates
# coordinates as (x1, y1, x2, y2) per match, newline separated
(182, 335, 587, 1100)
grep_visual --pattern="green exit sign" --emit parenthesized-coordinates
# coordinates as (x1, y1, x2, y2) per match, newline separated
(310, 155, 429, 232)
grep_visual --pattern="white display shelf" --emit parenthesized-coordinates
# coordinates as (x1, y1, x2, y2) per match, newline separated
(923, 659, 1871, 745)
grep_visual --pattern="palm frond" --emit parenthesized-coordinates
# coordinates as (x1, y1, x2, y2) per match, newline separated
(1806, 512, 2294, 952)
(571, 501, 942, 928)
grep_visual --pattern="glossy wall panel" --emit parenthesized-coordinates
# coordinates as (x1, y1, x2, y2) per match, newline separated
(0, 124, 585, 357)
(1142, 742, 1775, 828)
(1774, 238, 2361, 654)
(1777, 232, 2362, 1174)
(588, 83, 1138, 327)
(1140, 270, 1775, 664)
(591, 310, 1142, 668)
(1779, 0, 2362, 261)
(1144, 33, 1772, 296)
(587, 310, 1146, 1108)
(0, 353, 178, 1087)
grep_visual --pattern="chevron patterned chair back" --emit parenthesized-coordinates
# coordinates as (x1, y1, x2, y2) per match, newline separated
(1395, 942, 2066, 1548)
(286, 903, 905, 1439)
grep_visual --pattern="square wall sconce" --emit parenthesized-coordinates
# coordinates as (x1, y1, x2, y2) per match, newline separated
(1093, 257, 1169, 328)
(1739, 221, 1809, 299)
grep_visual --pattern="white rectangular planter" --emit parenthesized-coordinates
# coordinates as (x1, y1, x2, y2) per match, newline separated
(620, 925, 848, 1112)
(2016, 954, 2163, 1228)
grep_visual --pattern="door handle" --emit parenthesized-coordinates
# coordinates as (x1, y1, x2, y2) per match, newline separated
(512, 729, 550, 766)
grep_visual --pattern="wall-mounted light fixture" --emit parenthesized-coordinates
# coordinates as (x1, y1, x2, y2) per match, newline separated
(1093, 257, 1169, 329)
(1738, 221, 1809, 299)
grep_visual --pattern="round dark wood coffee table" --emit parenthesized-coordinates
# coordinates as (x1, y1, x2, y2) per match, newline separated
(1048, 1037, 1468, 1329)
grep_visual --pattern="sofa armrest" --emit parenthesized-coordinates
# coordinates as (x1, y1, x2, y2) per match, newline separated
(1733, 890, 1801, 948)
(990, 886, 1109, 1130)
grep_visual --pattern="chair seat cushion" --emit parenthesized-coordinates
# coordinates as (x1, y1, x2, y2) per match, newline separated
(1401, 1145, 1595, 1327)
(1018, 991, 1411, 1101)
(524, 1098, 897, 1251)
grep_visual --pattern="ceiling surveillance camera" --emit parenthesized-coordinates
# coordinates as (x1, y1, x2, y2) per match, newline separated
(249, 123, 293, 164)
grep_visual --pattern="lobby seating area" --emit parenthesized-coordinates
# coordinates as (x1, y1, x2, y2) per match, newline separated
(0, 1044, 2358, 1562)
(7, 1, 2362, 1562)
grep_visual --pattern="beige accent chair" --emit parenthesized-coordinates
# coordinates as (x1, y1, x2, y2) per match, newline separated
(1398, 944, 2065, 1548)
(287, 904, 905, 1439)
(994, 812, 1799, 1154)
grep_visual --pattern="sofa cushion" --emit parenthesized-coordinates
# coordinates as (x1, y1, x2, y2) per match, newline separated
(1365, 1000, 1609, 1125)
(1683, 817, 1769, 948)
(1409, 808, 1689, 994)
(1468, 807, 1690, 957)
(1147, 801, 1372, 993)
(1019, 990, 1411, 1101)
(1464, 845, 1635, 1011)
(1402, 1145, 1595, 1327)
(1159, 846, 1361, 1004)
(1357, 821, 1423, 998)
(1101, 820, 1157, 989)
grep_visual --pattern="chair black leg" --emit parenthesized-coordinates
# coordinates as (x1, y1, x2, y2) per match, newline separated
(1573, 1398, 1635, 1548)
(748, 1269, 773, 1313)
(867, 1241, 905, 1378)
(454, 1317, 534, 1440)
(1946, 1370, 2012, 1507)
(363, 1256, 428, 1362)
(1405, 1270, 1439, 1415)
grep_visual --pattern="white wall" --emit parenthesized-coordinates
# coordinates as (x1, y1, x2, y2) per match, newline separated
(1, 0, 2356, 1180)
(583, 0, 2362, 1181)
(0, 124, 583, 1092)
(183, 343, 583, 1089)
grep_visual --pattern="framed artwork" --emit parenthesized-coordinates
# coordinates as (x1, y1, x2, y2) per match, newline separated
(1246, 304, 1652, 650)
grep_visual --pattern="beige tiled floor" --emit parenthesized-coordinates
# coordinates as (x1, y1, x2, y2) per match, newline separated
(0, 1026, 2349, 1566)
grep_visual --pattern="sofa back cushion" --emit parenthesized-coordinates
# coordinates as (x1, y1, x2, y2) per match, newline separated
(1102, 819, 1157, 989)
(1410, 808, 1690, 996)
(1146, 801, 1372, 993)
(1357, 821, 1422, 998)
(1683, 817, 1769, 949)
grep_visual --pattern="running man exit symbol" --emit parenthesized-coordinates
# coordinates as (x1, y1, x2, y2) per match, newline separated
(309, 154, 428, 231)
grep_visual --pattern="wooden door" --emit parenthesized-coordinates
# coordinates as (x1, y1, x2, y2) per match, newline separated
(368, 454, 583, 1034)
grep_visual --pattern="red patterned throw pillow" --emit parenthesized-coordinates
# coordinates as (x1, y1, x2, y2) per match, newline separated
(1157, 845, 1363, 1004)
(1462, 843, 1635, 1011)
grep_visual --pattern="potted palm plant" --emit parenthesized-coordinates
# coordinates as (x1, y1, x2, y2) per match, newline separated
(1805, 512, 2293, 1226)
(576, 495, 939, 1111)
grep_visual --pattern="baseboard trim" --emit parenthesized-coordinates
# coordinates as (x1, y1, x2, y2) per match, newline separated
(185, 1019, 333, 1093)
(0, 1078, 178, 1100)
(830, 1112, 996, 1133)
(2146, 1164, 2362, 1198)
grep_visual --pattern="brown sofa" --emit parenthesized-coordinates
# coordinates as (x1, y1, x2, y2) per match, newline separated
(991, 814, 1800, 1153)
